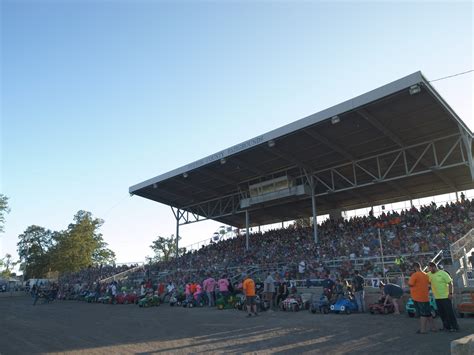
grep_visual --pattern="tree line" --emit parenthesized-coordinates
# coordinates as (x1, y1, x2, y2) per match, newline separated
(0, 194, 116, 279)
(17, 210, 116, 279)
(1, 193, 206, 279)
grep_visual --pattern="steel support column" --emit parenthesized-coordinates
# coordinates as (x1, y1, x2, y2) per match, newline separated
(176, 210, 180, 257)
(245, 210, 249, 251)
(460, 128, 474, 181)
(311, 176, 318, 244)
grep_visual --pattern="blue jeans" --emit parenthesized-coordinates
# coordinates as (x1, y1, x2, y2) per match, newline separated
(354, 290, 365, 312)
(207, 291, 215, 306)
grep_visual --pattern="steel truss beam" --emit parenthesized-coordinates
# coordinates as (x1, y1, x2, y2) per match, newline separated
(303, 129, 377, 202)
(176, 193, 242, 226)
(310, 133, 466, 196)
(459, 126, 474, 181)
(358, 109, 458, 190)
(172, 133, 468, 226)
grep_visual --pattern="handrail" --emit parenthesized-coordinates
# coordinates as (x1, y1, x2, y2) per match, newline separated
(323, 252, 437, 270)
(114, 262, 144, 267)
(99, 264, 145, 284)
(450, 228, 474, 261)
(182, 230, 239, 253)
(421, 250, 444, 272)
(450, 228, 473, 252)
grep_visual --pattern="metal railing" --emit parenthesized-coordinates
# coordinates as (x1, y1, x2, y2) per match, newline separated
(448, 228, 474, 287)
(182, 231, 239, 253)
(450, 228, 474, 261)
(323, 252, 437, 270)
(114, 262, 144, 267)
(99, 264, 145, 284)
(421, 250, 444, 272)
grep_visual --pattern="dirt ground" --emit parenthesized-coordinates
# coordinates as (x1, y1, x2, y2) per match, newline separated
(1, 295, 473, 355)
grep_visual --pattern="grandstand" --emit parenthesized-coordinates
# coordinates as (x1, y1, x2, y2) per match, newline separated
(57, 199, 474, 301)
(129, 71, 473, 252)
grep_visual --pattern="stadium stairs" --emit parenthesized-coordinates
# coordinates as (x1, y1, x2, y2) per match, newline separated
(450, 229, 474, 288)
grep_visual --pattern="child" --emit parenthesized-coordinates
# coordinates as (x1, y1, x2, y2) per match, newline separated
(334, 279, 345, 301)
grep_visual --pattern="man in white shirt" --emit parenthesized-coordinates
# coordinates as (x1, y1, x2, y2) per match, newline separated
(110, 282, 117, 304)
(298, 260, 306, 279)
(263, 273, 275, 308)
(166, 281, 175, 294)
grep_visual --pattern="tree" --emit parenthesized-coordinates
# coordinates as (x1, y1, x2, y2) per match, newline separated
(150, 234, 186, 262)
(50, 211, 115, 273)
(92, 244, 116, 266)
(0, 253, 19, 278)
(0, 194, 10, 233)
(17, 225, 55, 279)
(16, 211, 116, 277)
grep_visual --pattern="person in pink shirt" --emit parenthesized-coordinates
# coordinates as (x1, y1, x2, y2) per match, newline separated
(185, 283, 192, 302)
(203, 274, 216, 307)
(194, 284, 203, 304)
(218, 275, 230, 298)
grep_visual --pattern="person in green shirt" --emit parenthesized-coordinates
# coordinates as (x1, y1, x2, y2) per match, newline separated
(427, 262, 459, 332)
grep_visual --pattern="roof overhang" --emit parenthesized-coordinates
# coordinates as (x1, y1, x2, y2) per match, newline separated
(130, 71, 474, 228)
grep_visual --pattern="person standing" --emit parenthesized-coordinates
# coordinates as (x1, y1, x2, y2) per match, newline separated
(263, 272, 275, 309)
(352, 270, 365, 312)
(203, 274, 216, 307)
(110, 282, 117, 304)
(218, 275, 230, 298)
(166, 281, 175, 295)
(158, 282, 165, 299)
(298, 260, 306, 280)
(408, 262, 436, 334)
(242, 274, 257, 317)
(276, 277, 288, 308)
(322, 274, 335, 301)
(468, 252, 474, 269)
(427, 262, 459, 332)
(379, 281, 403, 315)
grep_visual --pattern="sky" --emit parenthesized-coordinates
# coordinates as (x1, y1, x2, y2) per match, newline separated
(1, 1, 473, 266)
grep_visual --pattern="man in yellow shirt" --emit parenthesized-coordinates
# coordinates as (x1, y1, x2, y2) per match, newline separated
(242, 274, 257, 317)
(427, 262, 459, 332)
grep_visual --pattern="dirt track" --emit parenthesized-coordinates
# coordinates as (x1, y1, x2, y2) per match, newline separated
(1, 295, 473, 354)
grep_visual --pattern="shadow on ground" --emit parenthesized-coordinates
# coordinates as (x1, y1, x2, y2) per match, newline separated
(1, 296, 473, 354)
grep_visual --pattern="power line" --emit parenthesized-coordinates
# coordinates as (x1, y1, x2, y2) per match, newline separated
(429, 69, 473, 83)
(101, 195, 130, 219)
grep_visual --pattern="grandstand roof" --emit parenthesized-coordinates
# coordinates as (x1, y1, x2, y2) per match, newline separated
(130, 71, 474, 228)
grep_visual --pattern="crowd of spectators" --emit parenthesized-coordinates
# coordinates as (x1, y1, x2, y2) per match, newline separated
(152, 199, 473, 277)
(57, 199, 473, 300)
